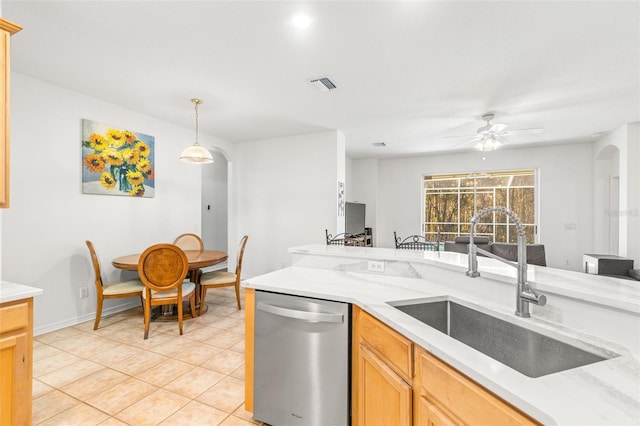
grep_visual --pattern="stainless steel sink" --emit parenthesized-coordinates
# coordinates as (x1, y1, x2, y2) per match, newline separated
(390, 299, 616, 378)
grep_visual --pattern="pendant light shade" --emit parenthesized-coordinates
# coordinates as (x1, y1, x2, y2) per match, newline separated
(180, 98, 214, 164)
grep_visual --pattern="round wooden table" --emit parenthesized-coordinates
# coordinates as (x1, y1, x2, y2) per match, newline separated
(112, 249, 228, 271)
(112, 249, 228, 318)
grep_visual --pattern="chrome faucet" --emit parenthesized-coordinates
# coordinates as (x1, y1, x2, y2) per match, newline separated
(466, 206, 547, 317)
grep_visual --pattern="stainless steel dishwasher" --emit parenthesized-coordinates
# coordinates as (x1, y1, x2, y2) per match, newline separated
(254, 290, 350, 426)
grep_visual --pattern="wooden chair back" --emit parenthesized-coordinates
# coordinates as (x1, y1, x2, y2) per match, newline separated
(235, 235, 249, 278)
(173, 233, 204, 252)
(86, 240, 104, 288)
(137, 244, 189, 292)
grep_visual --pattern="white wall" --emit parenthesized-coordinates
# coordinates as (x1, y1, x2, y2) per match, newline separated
(234, 130, 344, 276)
(354, 143, 594, 270)
(1, 73, 234, 334)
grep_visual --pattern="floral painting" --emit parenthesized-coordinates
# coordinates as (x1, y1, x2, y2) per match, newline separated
(82, 119, 155, 197)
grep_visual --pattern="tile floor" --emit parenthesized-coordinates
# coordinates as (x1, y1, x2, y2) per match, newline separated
(32, 288, 261, 426)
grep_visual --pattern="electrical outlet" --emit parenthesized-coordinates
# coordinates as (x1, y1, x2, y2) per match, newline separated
(368, 260, 385, 272)
(80, 286, 89, 299)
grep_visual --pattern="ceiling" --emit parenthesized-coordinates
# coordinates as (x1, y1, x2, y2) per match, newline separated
(3, 1, 639, 159)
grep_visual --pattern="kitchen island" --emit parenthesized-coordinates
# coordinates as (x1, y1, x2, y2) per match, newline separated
(243, 245, 640, 425)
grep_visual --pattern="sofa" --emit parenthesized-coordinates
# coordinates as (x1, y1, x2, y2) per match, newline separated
(443, 236, 547, 267)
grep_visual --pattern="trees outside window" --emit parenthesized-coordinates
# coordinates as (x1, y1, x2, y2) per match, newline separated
(423, 170, 536, 243)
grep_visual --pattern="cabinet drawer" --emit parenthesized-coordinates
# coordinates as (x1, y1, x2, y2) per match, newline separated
(359, 310, 412, 382)
(417, 349, 538, 425)
(0, 301, 29, 333)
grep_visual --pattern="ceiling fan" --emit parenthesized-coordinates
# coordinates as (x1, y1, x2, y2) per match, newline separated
(445, 114, 543, 151)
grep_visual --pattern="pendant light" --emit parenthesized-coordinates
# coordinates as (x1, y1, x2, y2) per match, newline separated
(180, 98, 214, 164)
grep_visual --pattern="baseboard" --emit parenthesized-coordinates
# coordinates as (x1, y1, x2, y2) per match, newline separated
(33, 300, 140, 336)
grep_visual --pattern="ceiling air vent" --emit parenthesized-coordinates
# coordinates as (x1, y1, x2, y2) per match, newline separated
(310, 77, 336, 92)
(372, 142, 386, 147)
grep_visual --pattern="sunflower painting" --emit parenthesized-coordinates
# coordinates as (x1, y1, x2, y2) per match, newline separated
(82, 119, 155, 197)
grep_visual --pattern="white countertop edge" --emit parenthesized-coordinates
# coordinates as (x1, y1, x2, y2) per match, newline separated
(0, 281, 44, 304)
(289, 245, 640, 314)
(243, 266, 640, 425)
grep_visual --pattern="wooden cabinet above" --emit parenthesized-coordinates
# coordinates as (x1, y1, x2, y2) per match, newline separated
(0, 18, 22, 209)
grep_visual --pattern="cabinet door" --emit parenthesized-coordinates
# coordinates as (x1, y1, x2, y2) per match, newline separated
(0, 27, 10, 208)
(244, 288, 255, 412)
(357, 345, 411, 426)
(417, 396, 459, 426)
(0, 332, 30, 425)
(0, 19, 22, 209)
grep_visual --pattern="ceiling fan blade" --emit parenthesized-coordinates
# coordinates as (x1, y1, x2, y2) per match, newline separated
(443, 134, 477, 139)
(503, 127, 544, 136)
(452, 136, 482, 147)
(489, 123, 508, 133)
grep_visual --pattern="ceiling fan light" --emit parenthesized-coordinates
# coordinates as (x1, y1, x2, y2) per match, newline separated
(180, 144, 214, 163)
(476, 136, 501, 152)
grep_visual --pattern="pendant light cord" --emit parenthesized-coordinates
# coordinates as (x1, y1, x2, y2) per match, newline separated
(192, 98, 202, 146)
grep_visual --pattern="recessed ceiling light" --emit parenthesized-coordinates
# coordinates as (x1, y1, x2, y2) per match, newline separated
(291, 13, 312, 29)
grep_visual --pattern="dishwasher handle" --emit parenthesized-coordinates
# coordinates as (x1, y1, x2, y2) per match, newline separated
(257, 301, 344, 323)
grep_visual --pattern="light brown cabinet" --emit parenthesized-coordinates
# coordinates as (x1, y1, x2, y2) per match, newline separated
(353, 306, 413, 426)
(0, 297, 34, 425)
(0, 18, 22, 209)
(244, 288, 255, 412)
(353, 306, 540, 425)
(414, 346, 539, 426)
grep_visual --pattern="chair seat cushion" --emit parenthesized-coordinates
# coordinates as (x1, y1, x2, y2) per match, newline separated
(200, 270, 236, 285)
(142, 281, 195, 299)
(103, 279, 145, 296)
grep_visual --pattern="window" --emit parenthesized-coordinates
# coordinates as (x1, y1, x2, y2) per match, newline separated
(423, 170, 536, 243)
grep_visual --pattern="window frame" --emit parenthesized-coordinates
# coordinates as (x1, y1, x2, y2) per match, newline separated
(421, 169, 539, 244)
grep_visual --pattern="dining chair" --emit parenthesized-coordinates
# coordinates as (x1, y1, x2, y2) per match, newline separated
(137, 243, 196, 339)
(394, 231, 440, 251)
(86, 240, 145, 330)
(173, 233, 204, 282)
(199, 235, 248, 312)
(326, 229, 355, 246)
(173, 233, 204, 252)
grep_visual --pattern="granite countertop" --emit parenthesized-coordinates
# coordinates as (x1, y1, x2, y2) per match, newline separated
(0, 281, 44, 304)
(244, 245, 640, 425)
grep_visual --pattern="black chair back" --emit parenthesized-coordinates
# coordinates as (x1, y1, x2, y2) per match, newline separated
(394, 231, 440, 251)
(326, 229, 355, 246)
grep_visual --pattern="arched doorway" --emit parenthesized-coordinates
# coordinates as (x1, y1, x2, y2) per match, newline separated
(594, 145, 620, 254)
(201, 150, 228, 253)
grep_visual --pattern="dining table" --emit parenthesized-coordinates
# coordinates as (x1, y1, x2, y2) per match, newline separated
(112, 249, 228, 318)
